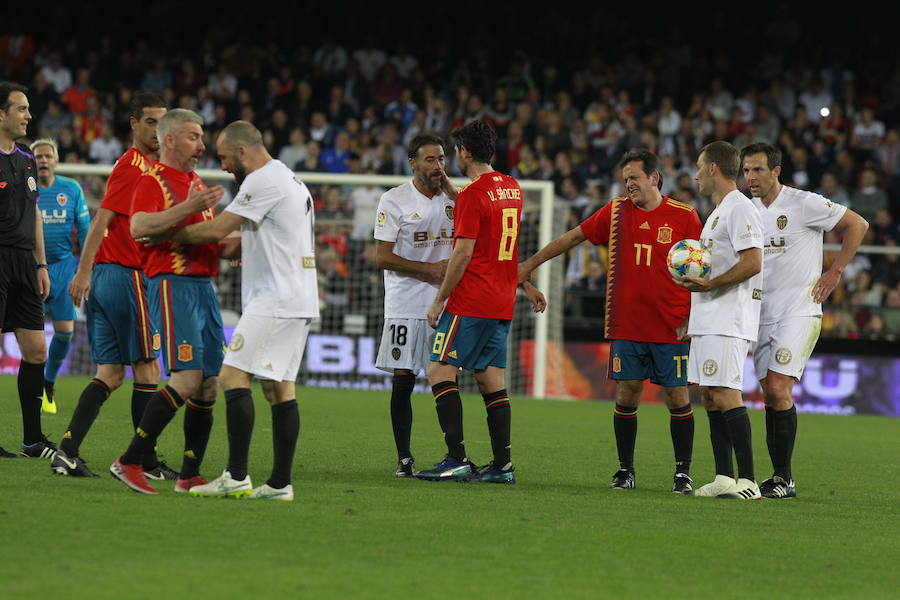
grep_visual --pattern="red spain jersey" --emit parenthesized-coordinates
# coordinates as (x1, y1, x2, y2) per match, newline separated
(131, 162, 219, 278)
(580, 196, 702, 343)
(446, 171, 522, 320)
(95, 147, 151, 268)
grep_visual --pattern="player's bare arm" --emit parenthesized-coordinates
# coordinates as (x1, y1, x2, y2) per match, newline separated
(69, 207, 116, 307)
(426, 236, 475, 328)
(812, 209, 869, 303)
(131, 180, 224, 239)
(675, 318, 689, 341)
(172, 211, 246, 245)
(677, 247, 761, 292)
(518, 225, 587, 283)
(375, 240, 448, 284)
(34, 205, 50, 301)
(521, 281, 547, 313)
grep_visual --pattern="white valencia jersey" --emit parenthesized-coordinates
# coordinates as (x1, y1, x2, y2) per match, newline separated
(688, 190, 764, 341)
(225, 159, 320, 318)
(374, 182, 454, 319)
(753, 186, 846, 324)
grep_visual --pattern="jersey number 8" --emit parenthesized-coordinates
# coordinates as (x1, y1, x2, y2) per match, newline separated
(498, 208, 519, 261)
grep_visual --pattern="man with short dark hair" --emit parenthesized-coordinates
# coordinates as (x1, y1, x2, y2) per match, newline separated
(520, 148, 703, 492)
(0, 82, 53, 459)
(416, 120, 545, 484)
(740, 142, 868, 499)
(30, 137, 90, 415)
(51, 92, 170, 478)
(678, 140, 763, 500)
(373, 133, 453, 477)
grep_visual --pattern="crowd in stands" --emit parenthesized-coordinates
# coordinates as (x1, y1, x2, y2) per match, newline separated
(3, 11, 898, 342)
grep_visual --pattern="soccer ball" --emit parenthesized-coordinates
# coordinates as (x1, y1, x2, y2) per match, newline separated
(667, 239, 711, 281)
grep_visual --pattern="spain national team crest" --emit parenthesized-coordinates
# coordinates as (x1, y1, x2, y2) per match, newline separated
(702, 359, 718, 376)
(177, 344, 193, 362)
(656, 226, 673, 244)
(229, 334, 244, 352)
(152, 334, 161, 351)
(776, 214, 788, 230)
(445, 205, 454, 221)
(391, 347, 401, 360)
(56, 193, 68, 207)
(775, 348, 792, 365)
(612, 357, 622, 373)
(711, 216, 719, 230)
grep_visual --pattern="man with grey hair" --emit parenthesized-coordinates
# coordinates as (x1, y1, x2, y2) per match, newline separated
(110, 108, 227, 495)
(31, 137, 90, 414)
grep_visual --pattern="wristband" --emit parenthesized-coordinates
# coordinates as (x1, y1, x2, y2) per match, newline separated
(36, 264, 48, 269)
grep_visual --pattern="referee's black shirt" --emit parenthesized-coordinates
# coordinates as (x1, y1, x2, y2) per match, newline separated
(0, 142, 39, 250)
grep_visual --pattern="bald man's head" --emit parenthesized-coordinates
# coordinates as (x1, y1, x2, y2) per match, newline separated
(218, 120, 264, 148)
(216, 120, 271, 181)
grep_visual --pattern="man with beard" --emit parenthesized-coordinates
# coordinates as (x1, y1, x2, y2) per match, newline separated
(159, 120, 319, 502)
(373, 134, 453, 477)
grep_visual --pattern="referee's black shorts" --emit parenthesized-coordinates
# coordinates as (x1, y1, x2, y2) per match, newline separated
(0, 246, 45, 332)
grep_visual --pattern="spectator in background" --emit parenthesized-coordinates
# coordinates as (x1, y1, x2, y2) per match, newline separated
(62, 68, 95, 115)
(851, 107, 885, 159)
(88, 120, 123, 164)
(876, 128, 900, 196)
(140, 58, 172, 95)
(40, 52, 72, 94)
(297, 140, 323, 173)
(278, 128, 308, 170)
(321, 130, 351, 173)
(308, 111, 335, 148)
(349, 166, 385, 242)
(38, 99, 71, 140)
(384, 88, 418, 131)
(851, 168, 889, 224)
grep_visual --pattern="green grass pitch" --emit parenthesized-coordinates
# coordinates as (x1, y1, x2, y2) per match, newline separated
(1, 375, 898, 598)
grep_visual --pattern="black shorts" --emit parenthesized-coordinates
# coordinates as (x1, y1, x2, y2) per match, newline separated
(0, 246, 44, 332)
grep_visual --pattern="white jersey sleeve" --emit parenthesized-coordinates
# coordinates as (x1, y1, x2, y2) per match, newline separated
(801, 191, 846, 232)
(374, 194, 401, 242)
(225, 172, 281, 224)
(728, 199, 764, 253)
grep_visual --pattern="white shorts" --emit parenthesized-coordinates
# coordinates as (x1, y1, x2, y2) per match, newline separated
(223, 314, 311, 381)
(375, 318, 435, 375)
(688, 335, 752, 390)
(752, 316, 822, 381)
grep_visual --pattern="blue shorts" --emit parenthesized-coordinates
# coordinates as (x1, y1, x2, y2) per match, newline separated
(45, 255, 77, 321)
(87, 263, 159, 365)
(148, 274, 224, 377)
(430, 311, 510, 371)
(608, 339, 690, 387)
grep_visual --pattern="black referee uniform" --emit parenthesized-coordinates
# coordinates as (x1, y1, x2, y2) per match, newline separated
(1, 142, 50, 454)
(0, 142, 44, 331)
